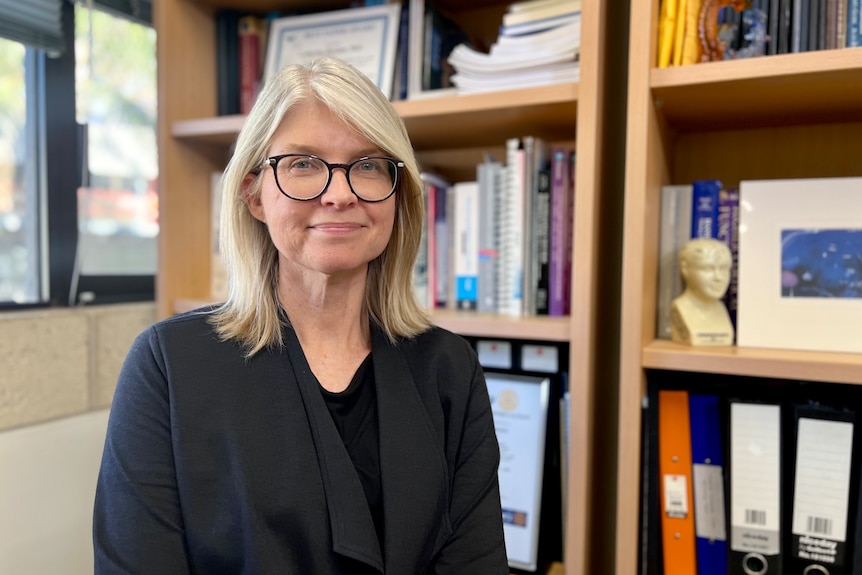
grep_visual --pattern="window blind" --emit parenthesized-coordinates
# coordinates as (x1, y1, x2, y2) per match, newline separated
(0, 0, 65, 55)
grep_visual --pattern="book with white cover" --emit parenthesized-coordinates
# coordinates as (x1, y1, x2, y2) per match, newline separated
(655, 184, 693, 339)
(477, 158, 504, 313)
(499, 138, 527, 316)
(453, 181, 480, 311)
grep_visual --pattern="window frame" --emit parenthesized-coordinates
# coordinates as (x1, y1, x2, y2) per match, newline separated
(0, 0, 157, 310)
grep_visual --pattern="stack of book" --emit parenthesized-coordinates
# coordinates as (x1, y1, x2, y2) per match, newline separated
(447, 0, 581, 94)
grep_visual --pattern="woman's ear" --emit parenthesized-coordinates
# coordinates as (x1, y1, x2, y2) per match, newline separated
(242, 173, 266, 223)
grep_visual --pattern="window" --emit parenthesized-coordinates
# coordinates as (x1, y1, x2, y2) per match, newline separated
(0, 39, 40, 303)
(75, 4, 158, 278)
(0, 0, 156, 307)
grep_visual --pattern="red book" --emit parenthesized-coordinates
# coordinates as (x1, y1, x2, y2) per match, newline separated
(238, 16, 261, 115)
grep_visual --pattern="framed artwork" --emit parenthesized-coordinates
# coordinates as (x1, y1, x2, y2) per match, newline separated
(737, 177, 862, 354)
(263, 4, 401, 97)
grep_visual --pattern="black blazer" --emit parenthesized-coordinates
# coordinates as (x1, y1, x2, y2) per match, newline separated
(93, 309, 508, 574)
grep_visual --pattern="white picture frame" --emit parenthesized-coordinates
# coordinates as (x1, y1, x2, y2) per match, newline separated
(737, 177, 862, 354)
(263, 4, 401, 98)
(484, 371, 551, 572)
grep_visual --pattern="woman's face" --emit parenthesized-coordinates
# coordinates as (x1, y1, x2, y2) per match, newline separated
(244, 100, 397, 281)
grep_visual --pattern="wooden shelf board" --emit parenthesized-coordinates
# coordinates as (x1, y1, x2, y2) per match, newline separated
(650, 48, 862, 130)
(642, 339, 862, 385)
(395, 83, 578, 148)
(174, 300, 571, 342)
(431, 309, 571, 341)
(171, 83, 578, 150)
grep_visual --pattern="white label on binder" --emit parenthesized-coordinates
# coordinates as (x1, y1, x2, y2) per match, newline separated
(476, 340, 512, 369)
(663, 474, 689, 518)
(520, 344, 558, 373)
(730, 403, 781, 554)
(791, 418, 854, 541)
(693, 463, 727, 541)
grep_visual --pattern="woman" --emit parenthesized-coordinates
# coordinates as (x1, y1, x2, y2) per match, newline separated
(92, 58, 508, 574)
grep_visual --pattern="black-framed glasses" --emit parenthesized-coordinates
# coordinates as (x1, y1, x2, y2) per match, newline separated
(262, 154, 404, 202)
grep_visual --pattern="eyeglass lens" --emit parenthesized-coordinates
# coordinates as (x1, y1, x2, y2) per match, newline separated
(273, 156, 398, 201)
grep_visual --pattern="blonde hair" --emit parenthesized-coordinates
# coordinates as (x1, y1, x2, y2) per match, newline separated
(210, 58, 430, 357)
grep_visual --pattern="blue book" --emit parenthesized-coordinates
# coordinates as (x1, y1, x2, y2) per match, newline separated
(717, 187, 739, 330)
(849, 0, 862, 47)
(690, 179, 723, 239)
(689, 394, 728, 575)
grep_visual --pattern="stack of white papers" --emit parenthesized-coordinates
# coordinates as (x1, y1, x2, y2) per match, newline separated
(447, 16, 580, 94)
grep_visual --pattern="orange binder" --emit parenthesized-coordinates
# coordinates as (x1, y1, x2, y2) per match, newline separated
(658, 389, 697, 574)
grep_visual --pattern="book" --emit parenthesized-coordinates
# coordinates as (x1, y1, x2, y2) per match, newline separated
(477, 158, 504, 313)
(452, 181, 480, 311)
(655, 184, 693, 339)
(672, 0, 689, 65)
(210, 171, 228, 301)
(238, 15, 262, 115)
(849, 0, 862, 46)
(690, 179, 722, 239)
(716, 187, 739, 332)
(658, 389, 697, 575)
(548, 147, 574, 317)
(522, 136, 552, 316)
(215, 9, 241, 116)
(421, 172, 450, 309)
(658, 0, 681, 66)
(502, 0, 581, 27)
(499, 137, 527, 316)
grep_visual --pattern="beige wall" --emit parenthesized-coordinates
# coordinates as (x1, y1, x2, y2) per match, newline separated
(0, 302, 155, 574)
(0, 302, 155, 431)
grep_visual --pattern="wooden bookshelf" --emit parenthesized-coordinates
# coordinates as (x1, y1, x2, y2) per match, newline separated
(154, 0, 626, 573)
(615, 1, 862, 571)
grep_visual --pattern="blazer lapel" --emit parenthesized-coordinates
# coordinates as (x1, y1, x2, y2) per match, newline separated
(282, 327, 384, 573)
(373, 328, 452, 572)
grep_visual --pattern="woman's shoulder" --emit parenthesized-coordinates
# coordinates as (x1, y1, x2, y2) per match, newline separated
(394, 325, 478, 368)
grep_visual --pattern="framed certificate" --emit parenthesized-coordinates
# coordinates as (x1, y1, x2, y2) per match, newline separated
(263, 4, 402, 98)
(485, 371, 552, 572)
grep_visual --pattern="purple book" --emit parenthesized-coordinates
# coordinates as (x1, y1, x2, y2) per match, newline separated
(548, 147, 574, 316)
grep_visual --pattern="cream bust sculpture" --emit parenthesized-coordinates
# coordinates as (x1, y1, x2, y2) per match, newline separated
(670, 238, 734, 346)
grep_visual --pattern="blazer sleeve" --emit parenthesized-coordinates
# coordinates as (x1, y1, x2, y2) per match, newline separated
(93, 327, 191, 575)
(432, 354, 509, 574)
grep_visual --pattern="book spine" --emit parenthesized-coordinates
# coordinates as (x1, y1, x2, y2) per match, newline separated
(216, 10, 241, 116)
(414, 180, 430, 309)
(238, 15, 262, 115)
(548, 147, 572, 317)
(499, 137, 525, 316)
(656, 185, 693, 339)
(425, 180, 437, 309)
(477, 161, 502, 313)
(849, 0, 862, 45)
(534, 158, 552, 315)
(837, 0, 847, 46)
(690, 179, 723, 239)
(717, 187, 740, 333)
(453, 181, 480, 311)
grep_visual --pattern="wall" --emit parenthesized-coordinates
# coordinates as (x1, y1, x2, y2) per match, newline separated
(0, 302, 155, 574)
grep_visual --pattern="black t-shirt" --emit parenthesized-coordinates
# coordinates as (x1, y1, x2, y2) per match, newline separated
(319, 354, 383, 548)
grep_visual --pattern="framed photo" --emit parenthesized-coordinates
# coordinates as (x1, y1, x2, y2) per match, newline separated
(263, 4, 401, 98)
(484, 371, 551, 572)
(737, 177, 862, 354)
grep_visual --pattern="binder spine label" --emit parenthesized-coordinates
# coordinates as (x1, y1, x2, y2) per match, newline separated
(791, 417, 854, 566)
(663, 474, 690, 519)
(693, 463, 728, 541)
(730, 403, 781, 555)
